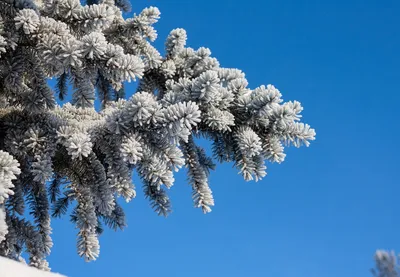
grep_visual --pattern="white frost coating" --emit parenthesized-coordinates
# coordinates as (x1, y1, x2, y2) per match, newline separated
(0, 208, 7, 242)
(0, 151, 21, 204)
(14, 9, 40, 34)
(0, 257, 66, 277)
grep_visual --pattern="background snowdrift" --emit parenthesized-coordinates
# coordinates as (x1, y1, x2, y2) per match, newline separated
(0, 257, 66, 277)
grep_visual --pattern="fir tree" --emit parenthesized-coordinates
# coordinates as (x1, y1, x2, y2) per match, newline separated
(0, 0, 316, 269)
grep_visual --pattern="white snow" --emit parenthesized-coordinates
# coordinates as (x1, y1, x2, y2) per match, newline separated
(0, 257, 66, 277)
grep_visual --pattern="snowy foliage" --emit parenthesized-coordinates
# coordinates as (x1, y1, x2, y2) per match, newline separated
(0, 0, 315, 270)
(372, 250, 400, 277)
(0, 151, 21, 204)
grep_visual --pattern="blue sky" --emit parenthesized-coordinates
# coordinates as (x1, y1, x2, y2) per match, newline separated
(48, 1, 400, 276)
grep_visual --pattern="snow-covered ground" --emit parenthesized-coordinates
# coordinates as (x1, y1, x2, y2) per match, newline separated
(0, 257, 66, 277)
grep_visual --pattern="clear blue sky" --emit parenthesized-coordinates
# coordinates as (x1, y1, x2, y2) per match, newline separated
(48, 1, 400, 276)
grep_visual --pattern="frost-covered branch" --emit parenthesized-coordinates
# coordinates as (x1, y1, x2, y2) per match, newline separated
(0, 0, 315, 268)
